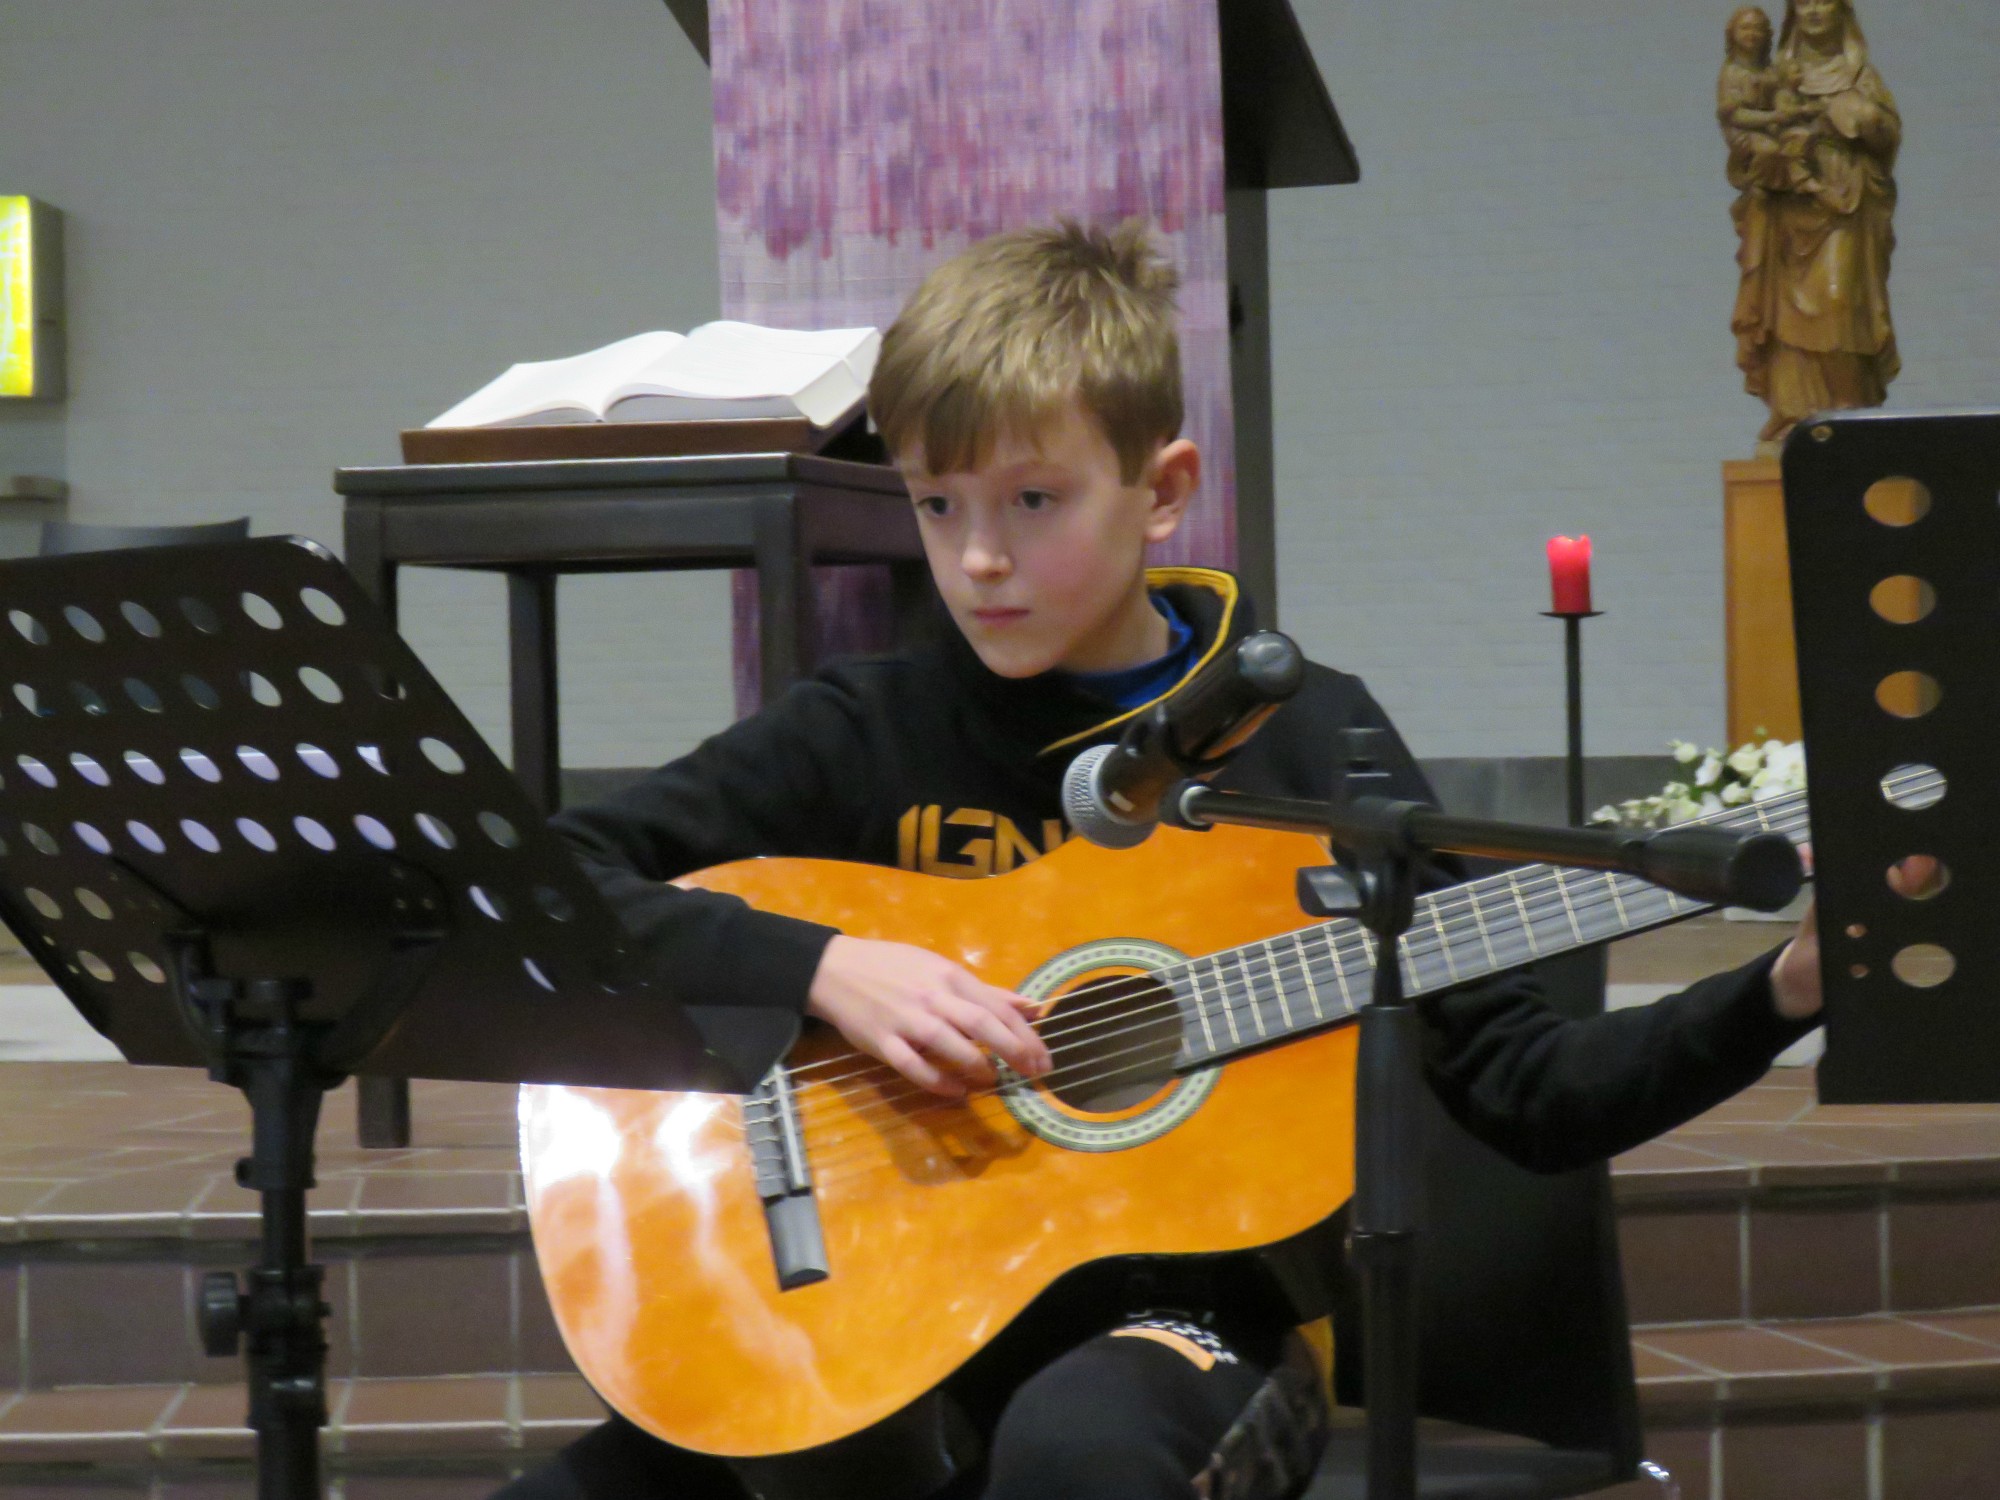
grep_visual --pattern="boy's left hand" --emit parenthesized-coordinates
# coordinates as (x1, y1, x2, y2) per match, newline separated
(1770, 900, 1823, 1021)
(1770, 852, 1940, 1021)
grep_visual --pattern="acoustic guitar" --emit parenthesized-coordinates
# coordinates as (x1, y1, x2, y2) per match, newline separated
(521, 779, 1849, 1458)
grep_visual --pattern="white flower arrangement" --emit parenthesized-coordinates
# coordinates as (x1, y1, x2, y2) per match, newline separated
(1592, 735, 1806, 830)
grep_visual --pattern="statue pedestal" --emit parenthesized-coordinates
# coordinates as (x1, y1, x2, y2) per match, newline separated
(1723, 457, 1798, 746)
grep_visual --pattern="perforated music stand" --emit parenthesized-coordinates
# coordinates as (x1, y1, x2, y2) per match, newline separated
(1782, 409, 2000, 1103)
(0, 536, 787, 1499)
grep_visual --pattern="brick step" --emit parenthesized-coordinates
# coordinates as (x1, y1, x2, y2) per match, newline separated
(1613, 1070, 2000, 1327)
(1629, 1310, 2000, 1500)
(1, 1231, 574, 1393)
(13, 1056, 2000, 1500)
(0, 1064, 581, 1393)
(9, 1315, 2000, 1500)
(0, 1372, 603, 1498)
(12, 1062, 2000, 1388)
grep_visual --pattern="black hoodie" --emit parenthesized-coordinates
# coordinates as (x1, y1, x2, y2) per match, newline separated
(552, 567, 1814, 1178)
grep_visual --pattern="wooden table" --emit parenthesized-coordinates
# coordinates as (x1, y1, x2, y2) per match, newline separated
(334, 453, 923, 1145)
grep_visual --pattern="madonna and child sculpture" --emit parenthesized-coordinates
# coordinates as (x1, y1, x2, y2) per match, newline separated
(1719, 0, 1900, 450)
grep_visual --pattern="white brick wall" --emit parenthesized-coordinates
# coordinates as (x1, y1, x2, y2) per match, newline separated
(1, 0, 1994, 769)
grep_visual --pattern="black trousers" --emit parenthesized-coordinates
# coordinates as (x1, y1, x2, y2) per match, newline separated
(495, 1325, 1274, 1500)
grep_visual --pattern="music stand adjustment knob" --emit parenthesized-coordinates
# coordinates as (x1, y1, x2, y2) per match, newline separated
(199, 1270, 245, 1357)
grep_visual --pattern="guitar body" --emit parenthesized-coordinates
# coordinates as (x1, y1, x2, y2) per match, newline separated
(520, 824, 1358, 1458)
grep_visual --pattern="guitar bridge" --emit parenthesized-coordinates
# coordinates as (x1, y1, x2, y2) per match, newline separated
(746, 1067, 829, 1291)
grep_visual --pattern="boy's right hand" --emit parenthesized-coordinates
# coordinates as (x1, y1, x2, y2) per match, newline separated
(806, 935, 1053, 1098)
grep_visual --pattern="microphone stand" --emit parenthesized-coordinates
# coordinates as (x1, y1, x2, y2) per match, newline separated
(1164, 728, 1801, 1500)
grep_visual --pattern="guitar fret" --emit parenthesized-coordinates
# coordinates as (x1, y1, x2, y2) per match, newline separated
(1556, 873, 1585, 946)
(1183, 964, 1219, 1057)
(1523, 869, 1579, 956)
(1292, 931, 1328, 1021)
(1233, 952, 1266, 1040)
(1408, 892, 1456, 1000)
(1468, 885, 1503, 969)
(1332, 932, 1366, 1012)
(1263, 939, 1296, 1031)
(1572, 879, 1609, 946)
(1432, 899, 1463, 983)
(1489, 879, 1525, 961)
(1607, 872, 1631, 931)
(1401, 932, 1449, 995)
(1591, 875, 1628, 941)
(1624, 877, 1679, 929)
(1480, 888, 1520, 968)
(1237, 951, 1270, 1039)
(1503, 870, 1542, 957)
(1214, 956, 1244, 1048)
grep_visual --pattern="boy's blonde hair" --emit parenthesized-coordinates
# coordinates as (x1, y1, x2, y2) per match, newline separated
(868, 219, 1183, 484)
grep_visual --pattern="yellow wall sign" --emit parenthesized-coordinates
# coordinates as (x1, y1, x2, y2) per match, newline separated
(1, 197, 64, 399)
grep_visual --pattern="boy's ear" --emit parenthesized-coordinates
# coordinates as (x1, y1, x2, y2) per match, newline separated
(1143, 439, 1201, 545)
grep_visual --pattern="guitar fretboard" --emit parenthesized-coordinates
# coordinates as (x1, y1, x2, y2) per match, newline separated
(1162, 790, 1816, 1070)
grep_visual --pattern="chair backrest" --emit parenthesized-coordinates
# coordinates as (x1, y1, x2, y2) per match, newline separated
(1333, 945, 1643, 1469)
(37, 517, 251, 556)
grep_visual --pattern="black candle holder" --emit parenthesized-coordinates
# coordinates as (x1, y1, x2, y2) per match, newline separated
(1541, 609, 1602, 826)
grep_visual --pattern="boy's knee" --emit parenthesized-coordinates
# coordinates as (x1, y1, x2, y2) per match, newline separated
(985, 1408, 1189, 1500)
(489, 1416, 743, 1500)
(983, 1333, 1248, 1500)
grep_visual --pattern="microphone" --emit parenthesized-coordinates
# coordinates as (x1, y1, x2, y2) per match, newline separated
(1063, 631, 1305, 848)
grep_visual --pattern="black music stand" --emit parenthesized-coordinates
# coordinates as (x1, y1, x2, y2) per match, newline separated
(1782, 409, 2000, 1102)
(0, 537, 789, 1499)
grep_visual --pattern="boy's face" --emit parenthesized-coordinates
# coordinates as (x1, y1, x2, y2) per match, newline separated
(898, 398, 1197, 679)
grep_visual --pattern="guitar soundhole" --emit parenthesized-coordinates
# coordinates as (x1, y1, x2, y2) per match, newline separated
(1040, 972, 1183, 1114)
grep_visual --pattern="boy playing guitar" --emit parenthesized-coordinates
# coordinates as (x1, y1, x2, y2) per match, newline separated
(499, 222, 1829, 1500)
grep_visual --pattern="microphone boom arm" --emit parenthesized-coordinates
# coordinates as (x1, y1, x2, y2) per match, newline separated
(1167, 784, 1804, 913)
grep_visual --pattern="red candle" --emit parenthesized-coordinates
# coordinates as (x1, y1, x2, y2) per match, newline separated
(1547, 534, 1593, 614)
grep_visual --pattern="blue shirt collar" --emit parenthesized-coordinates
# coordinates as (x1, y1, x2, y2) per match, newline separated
(1058, 593, 1198, 710)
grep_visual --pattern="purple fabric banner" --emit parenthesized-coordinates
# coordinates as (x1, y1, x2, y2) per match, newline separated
(710, 0, 1232, 713)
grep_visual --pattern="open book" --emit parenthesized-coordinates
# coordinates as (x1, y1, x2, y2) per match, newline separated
(427, 322, 880, 431)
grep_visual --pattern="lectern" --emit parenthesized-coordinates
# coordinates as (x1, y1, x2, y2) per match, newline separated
(665, 0, 1356, 666)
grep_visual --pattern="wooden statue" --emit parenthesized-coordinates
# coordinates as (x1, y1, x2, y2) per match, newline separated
(1721, 0, 1900, 450)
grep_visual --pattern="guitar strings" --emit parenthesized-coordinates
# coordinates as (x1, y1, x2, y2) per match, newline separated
(772, 876, 1751, 1194)
(782, 887, 1714, 1190)
(763, 833, 1760, 1168)
(775, 813, 1874, 1193)
(768, 842, 1792, 1189)
(744, 795, 1847, 1182)
(758, 779, 1832, 1100)
(744, 788, 1827, 1136)
(763, 824, 1699, 1103)
(750, 854, 1679, 1134)
(775, 753, 1926, 1118)
(731, 773, 1924, 1178)
(750, 780, 1839, 1110)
